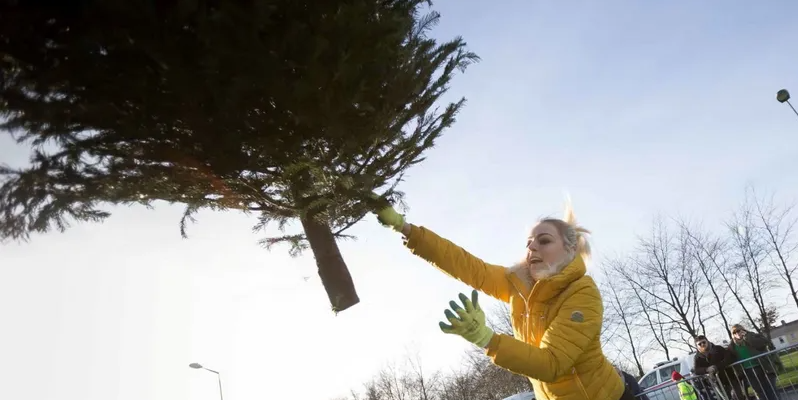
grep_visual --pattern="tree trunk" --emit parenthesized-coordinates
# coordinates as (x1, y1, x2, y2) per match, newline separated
(301, 215, 360, 312)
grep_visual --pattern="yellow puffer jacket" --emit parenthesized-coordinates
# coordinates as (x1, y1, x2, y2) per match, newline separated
(405, 225, 625, 400)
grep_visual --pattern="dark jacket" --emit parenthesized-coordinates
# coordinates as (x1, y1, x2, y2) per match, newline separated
(739, 332, 772, 354)
(693, 343, 736, 381)
(621, 371, 648, 400)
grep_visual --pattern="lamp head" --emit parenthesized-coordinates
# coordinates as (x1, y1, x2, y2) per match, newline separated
(777, 89, 790, 103)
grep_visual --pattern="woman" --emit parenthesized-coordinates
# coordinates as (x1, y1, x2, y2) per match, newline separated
(728, 324, 780, 400)
(375, 201, 630, 400)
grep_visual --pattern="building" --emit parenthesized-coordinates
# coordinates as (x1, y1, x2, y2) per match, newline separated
(770, 319, 798, 349)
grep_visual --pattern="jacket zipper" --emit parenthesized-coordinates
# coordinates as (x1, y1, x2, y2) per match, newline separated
(509, 278, 554, 400)
(572, 368, 590, 400)
(509, 279, 533, 342)
(537, 313, 552, 400)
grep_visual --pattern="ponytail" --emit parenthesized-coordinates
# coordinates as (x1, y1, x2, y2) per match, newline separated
(563, 197, 592, 261)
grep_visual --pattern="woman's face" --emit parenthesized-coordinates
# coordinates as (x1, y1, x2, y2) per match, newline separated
(732, 327, 747, 343)
(526, 222, 571, 279)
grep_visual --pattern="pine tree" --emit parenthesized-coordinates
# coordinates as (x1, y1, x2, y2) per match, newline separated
(0, 0, 477, 312)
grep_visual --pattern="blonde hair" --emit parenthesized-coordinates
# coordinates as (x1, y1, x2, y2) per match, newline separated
(730, 324, 746, 332)
(539, 200, 592, 262)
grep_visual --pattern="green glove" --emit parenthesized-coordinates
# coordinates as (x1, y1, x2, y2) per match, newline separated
(373, 194, 405, 231)
(439, 290, 494, 348)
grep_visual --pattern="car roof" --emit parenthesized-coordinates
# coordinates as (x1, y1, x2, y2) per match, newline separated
(501, 392, 535, 400)
(640, 356, 696, 382)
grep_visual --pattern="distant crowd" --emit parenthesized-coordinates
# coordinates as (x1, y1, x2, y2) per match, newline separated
(670, 324, 783, 400)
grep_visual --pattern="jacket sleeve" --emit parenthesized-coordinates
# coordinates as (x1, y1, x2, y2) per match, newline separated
(405, 224, 512, 302)
(483, 282, 602, 382)
(693, 354, 708, 375)
(747, 333, 771, 352)
(716, 346, 735, 370)
(727, 344, 739, 360)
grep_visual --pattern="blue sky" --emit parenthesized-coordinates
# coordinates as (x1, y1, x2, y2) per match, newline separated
(2, 1, 798, 399)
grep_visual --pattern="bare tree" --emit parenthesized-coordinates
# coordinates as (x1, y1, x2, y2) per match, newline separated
(615, 260, 674, 360)
(630, 218, 705, 345)
(374, 362, 412, 400)
(599, 262, 648, 377)
(750, 191, 798, 312)
(473, 305, 532, 397)
(728, 200, 779, 338)
(439, 369, 475, 400)
(756, 305, 780, 330)
(462, 348, 531, 400)
(487, 303, 514, 336)
(344, 327, 531, 400)
(613, 361, 641, 379)
(680, 222, 739, 342)
(686, 221, 761, 332)
(406, 351, 441, 400)
(612, 218, 712, 356)
(600, 305, 622, 352)
(330, 387, 367, 400)
(362, 380, 381, 400)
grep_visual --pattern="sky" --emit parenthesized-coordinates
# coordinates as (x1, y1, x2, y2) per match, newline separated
(2, 1, 798, 399)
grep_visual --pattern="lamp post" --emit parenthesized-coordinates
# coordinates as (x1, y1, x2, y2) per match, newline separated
(189, 363, 224, 400)
(776, 89, 798, 119)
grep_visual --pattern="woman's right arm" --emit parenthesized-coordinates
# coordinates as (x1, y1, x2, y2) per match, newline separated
(402, 223, 512, 302)
(747, 333, 771, 351)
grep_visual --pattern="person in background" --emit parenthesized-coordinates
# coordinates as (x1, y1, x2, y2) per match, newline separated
(617, 367, 648, 400)
(671, 371, 698, 400)
(728, 324, 780, 400)
(692, 335, 744, 400)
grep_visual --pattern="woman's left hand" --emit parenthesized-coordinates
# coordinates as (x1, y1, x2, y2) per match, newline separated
(439, 290, 494, 348)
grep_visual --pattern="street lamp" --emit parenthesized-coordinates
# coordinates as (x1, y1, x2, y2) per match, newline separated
(189, 363, 224, 400)
(776, 89, 798, 119)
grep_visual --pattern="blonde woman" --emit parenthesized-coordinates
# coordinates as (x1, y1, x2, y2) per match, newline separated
(375, 202, 630, 400)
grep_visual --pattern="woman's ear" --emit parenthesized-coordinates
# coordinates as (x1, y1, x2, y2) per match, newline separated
(562, 247, 577, 267)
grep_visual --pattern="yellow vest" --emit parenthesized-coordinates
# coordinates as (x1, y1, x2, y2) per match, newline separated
(678, 381, 698, 400)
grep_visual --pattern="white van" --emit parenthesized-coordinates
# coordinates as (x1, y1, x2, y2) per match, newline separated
(638, 356, 697, 400)
(501, 392, 535, 400)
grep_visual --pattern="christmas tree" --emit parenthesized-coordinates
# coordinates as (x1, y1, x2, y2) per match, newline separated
(0, 0, 477, 312)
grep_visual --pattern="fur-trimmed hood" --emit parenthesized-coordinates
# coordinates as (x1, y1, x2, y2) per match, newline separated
(508, 260, 534, 290)
(507, 255, 587, 301)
